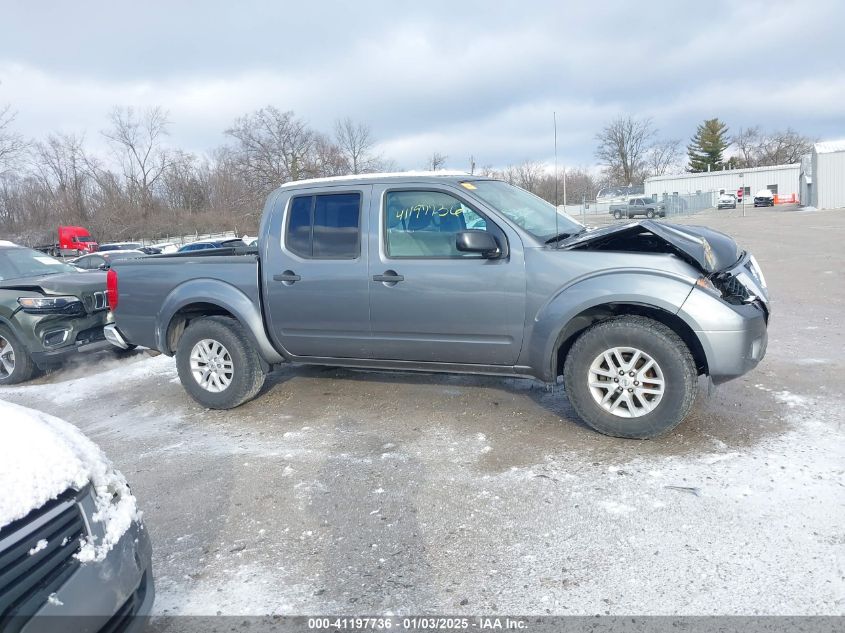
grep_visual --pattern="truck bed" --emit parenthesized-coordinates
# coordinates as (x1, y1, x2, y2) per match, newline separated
(110, 248, 261, 352)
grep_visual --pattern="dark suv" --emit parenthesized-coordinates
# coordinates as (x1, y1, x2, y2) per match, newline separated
(0, 242, 111, 384)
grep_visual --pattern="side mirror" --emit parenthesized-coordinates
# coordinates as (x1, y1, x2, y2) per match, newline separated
(456, 230, 500, 258)
(97, 262, 109, 270)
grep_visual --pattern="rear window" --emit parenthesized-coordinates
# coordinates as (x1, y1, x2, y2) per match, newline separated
(285, 193, 361, 259)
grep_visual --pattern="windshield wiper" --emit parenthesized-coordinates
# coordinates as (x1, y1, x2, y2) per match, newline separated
(544, 227, 587, 245)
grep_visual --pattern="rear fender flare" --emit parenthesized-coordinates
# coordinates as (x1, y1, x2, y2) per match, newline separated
(157, 278, 284, 364)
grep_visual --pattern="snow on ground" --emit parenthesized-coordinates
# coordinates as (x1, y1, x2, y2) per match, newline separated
(0, 399, 140, 563)
(1, 345, 843, 614)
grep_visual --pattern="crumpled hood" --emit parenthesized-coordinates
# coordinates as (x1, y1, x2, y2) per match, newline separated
(0, 271, 106, 296)
(561, 220, 742, 273)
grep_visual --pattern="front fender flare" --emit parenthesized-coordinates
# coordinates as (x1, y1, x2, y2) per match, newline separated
(524, 270, 696, 381)
(156, 278, 284, 364)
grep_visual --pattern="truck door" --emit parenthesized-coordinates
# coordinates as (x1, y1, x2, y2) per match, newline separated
(366, 184, 525, 365)
(262, 185, 373, 358)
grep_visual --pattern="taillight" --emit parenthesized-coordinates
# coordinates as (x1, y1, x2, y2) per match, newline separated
(106, 268, 118, 311)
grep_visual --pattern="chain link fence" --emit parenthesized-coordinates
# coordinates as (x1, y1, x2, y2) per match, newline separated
(561, 190, 768, 228)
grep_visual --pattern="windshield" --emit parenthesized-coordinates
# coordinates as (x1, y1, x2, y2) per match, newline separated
(0, 248, 78, 281)
(73, 236, 93, 242)
(464, 180, 583, 241)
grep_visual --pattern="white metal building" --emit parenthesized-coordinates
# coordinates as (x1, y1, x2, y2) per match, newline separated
(644, 164, 800, 201)
(808, 139, 845, 209)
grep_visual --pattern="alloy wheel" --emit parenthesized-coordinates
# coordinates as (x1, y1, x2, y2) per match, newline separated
(189, 339, 234, 393)
(587, 346, 665, 418)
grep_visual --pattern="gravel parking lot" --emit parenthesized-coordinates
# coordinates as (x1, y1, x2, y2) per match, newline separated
(2, 206, 843, 617)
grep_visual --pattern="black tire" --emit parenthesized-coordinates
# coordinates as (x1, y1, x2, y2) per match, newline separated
(613, 210, 622, 219)
(175, 316, 266, 409)
(646, 209, 655, 219)
(563, 316, 698, 439)
(0, 325, 37, 385)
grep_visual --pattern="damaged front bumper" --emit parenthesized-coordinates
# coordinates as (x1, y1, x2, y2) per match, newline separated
(680, 254, 770, 384)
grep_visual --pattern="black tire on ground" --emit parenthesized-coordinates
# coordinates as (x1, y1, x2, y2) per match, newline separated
(646, 209, 655, 218)
(563, 316, 698, 439)
(0, 325, 37, 385)
(613, 210, 622, 219)
(175, 316, 266, 409)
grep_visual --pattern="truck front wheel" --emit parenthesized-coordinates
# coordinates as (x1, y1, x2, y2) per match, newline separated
(176, 316, 266, 409)
(563, 316, 698, 438)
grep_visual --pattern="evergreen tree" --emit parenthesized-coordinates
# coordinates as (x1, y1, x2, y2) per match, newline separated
(687, 118, 729, 172)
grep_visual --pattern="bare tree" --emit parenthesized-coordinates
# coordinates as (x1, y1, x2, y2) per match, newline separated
(31, 133, 92, 223)
(0, 105, 27, 174)
(225, 106, 319, 198)
(731, 126, 762, 168)
(427, 152, 448, 171)
(102, 106, 171, 212)
(513, 160, 545, 194)
(334, 117, 381, 174)
(646, 138, 683, 177)
(759, 128, 815, 165)
(595, 116, 656, 184)
(732, 126, 814, 167)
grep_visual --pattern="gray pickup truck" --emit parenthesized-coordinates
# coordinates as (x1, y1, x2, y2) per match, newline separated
(105, 173, 769, 438)
(610, 196, 666, 219)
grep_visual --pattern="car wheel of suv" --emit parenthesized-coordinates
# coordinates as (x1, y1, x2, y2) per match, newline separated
(563, 316, 698, 439)
(613, 210, 622, 219)
(0, 326, 37, 385)
(646, 209, 655, 219)
(176, 316, 266, 409)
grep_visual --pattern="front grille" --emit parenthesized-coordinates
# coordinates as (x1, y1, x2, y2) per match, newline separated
(83, 291, 108, 313)
(0, 488, 87, 627)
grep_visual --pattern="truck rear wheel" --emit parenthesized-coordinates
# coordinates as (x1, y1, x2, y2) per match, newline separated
(0, 326, 37, 385)
(613, 210, 622, 219)
(176, 316, 266, 409)
(563, 316, 698, 439)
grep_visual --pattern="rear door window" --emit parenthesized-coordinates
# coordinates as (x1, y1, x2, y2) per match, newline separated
(285, 192, 361, 259)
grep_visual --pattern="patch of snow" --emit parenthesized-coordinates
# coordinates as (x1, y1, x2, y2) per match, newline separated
(598, 500, 635, 515)
(47, 593, 63, 607)
(0, 400, 140, 563)
(774, 391, 808, 408)
(28, 539, 48, 555)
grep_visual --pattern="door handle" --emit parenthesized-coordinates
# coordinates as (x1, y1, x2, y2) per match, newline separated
(273, 271, 301, 284)
(372, 271, 404, 283)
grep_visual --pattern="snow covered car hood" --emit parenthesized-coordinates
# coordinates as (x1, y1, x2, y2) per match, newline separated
(561, 220, 742, 274)
(0, 400, 139, 562)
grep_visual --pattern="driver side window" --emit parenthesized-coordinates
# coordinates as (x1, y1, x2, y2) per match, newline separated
(384, 190, 488, 258)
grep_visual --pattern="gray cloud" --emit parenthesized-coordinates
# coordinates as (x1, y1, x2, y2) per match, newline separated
(1, 0, 843, 169)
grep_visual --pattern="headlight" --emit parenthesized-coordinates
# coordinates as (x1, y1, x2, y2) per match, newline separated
(696, 276, 723, 297)
(17, 296, 85, 315)
(747, 254, 767, 289)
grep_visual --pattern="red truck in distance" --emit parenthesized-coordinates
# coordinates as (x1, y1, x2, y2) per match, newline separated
(36, 226, 99, 257)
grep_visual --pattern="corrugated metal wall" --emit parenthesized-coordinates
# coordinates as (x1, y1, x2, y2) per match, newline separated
(815, 150, 845, 209)
(644, 165, 800, 198)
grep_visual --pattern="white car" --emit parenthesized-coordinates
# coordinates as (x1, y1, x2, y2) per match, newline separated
(717, 194, 737, 209)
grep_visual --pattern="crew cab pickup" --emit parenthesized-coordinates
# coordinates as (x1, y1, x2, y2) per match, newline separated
(609, 197, 666, 219)
(105, 173, 770, 438)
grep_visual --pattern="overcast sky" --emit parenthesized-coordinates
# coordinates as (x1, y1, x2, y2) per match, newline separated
(1, 0, 843, 171)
